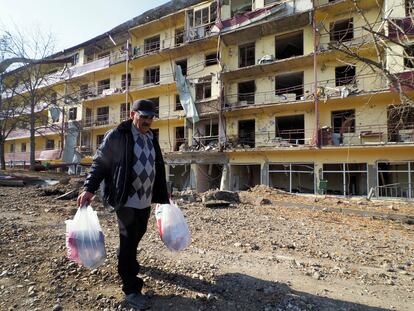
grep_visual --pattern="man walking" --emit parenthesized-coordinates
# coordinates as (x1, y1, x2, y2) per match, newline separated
(77, 99, 169, 310)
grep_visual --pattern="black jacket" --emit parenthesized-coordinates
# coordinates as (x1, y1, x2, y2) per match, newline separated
(84, 119, 169, 210)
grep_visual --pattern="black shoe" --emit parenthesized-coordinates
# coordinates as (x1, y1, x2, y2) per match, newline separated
(124, 292, 150, 310)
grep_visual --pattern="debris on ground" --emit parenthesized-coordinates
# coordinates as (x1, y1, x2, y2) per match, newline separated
(0, 171, 413, 311)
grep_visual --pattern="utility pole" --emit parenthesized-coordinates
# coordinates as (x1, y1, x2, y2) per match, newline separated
(125, 39, 130, 110)
(312, 1, 320, 148)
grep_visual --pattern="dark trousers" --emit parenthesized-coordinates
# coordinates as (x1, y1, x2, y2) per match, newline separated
(116, 206, 151, 295)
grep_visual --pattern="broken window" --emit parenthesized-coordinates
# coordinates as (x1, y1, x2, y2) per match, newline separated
(269, 163, 315, 194)
(97, 79, 110, 94)
(144, 35, 160, 54)
(331, 109, 355, 134)
(323, 163, 367, 196)
(144, 66, 160, 85)
(147, 97, 159, 117)
(231, 0, 252, 17)
(194, 7, 210, 26)
(120, 102, 130, 121)
(230, 164, 261, 191)
(238, 119, 255, 147)
(201, 122, 219, 145)
(68, 107, 77, 121)
(197, 164, 223, 192)
(238, 80, 255, 105)
(239, 42, 255, 68)
(174, 126, 185, 151)
(96, 135, 105, 147)
(275, 72, 304, 100)
(195, 77, 212, 101)
(121, 73, 131, 89)
(45, 139, 55, 150)
(72, 53, 79, 65)
(387, 106, 414, 142)
(210, 2, 217, 21)
(205, 52, 219, 66)
(275, 115, 305, 144)
(176, 59, 187, 76)
(175, 94, 183, 111)
(275, 31, 303, 60)
(175, 27, 184, 46)
(188, 10, 194, 28)
(169, 164, 191, 191)
(21, 143, 26, 153)
(10, 144, 15, 153)
(404, 45, 414, 68)
(335, 66, 356, 86)
(330, 18, 354, 42)
(96, 106, 109, 125)
(378, 162, 413, 198)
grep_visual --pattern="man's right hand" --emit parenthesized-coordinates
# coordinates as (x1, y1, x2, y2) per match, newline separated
(77, 191, 94, 207)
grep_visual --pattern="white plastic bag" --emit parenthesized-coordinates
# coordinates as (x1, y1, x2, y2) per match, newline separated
(155, 201, 191, 252)
(65, 205, 106, 269)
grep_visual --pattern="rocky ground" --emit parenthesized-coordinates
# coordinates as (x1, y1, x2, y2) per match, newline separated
(0, 172, 413, 311)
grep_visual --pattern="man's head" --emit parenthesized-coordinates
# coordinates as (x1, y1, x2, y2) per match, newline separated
(130, 99, 156, 133)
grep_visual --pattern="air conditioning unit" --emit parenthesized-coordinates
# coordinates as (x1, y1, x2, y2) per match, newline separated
(238, 100, 248, 107)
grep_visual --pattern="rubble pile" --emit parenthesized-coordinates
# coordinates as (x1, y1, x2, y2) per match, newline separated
(0, 173, 413, 310)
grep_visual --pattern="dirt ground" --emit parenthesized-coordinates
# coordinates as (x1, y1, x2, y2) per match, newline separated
(0, 172, 413, 311)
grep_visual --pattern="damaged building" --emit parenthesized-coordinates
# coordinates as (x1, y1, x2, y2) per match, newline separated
(3, 0, 414, 199)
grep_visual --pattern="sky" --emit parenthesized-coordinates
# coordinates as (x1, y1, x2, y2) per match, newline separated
(0, 0, 170, 52)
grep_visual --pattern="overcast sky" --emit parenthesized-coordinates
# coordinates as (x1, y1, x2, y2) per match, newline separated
(0, 0, 170, 52)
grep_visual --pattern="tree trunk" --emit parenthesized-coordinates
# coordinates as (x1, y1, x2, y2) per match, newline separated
(29, 103, 36, 171)
(0, 135, 6, 170)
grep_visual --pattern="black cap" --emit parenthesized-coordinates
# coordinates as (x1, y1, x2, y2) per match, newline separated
(131, 99, 156, 116)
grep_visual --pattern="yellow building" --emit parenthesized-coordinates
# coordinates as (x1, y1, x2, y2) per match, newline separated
(4, 0, 414, 199)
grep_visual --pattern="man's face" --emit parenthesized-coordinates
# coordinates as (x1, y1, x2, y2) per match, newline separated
(130, 110, 154, 134)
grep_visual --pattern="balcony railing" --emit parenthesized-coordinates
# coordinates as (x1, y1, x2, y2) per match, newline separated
(133, 23, 215, 58)
(221, 122, 414, 150)
(79, 74, 175, 101)
(224, 73, 388, 110)
(83, 114, 110, 128)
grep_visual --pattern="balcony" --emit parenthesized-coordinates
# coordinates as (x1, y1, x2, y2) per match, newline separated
(223, 122, 414, 151)
(83, 114, 111, 128)
(224, 73, 388, 110)
(320, 123, 414, 146)
(318, 24, 381, 52)
(79, 74, 175, 102)
(62, 56, 110, 80)
(132, 23, 216, 59)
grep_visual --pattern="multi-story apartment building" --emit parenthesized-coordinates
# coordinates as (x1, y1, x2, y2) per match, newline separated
(3, 0, 414, 199)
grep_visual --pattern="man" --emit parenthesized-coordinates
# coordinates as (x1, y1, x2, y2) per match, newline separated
(77, 99, 169, 310)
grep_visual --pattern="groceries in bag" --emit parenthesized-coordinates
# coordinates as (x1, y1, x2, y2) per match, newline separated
(155, 201, 191, 252)
(65, 205, 106, 269)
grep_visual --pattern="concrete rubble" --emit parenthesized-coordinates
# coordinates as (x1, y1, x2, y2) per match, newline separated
(0, 172, 413, 310)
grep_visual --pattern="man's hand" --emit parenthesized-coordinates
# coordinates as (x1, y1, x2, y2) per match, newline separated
(77, 191, 94, 207)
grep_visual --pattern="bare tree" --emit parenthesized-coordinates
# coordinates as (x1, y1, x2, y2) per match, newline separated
(319, 1, 414, 113)
(0, 26, 74, 170)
